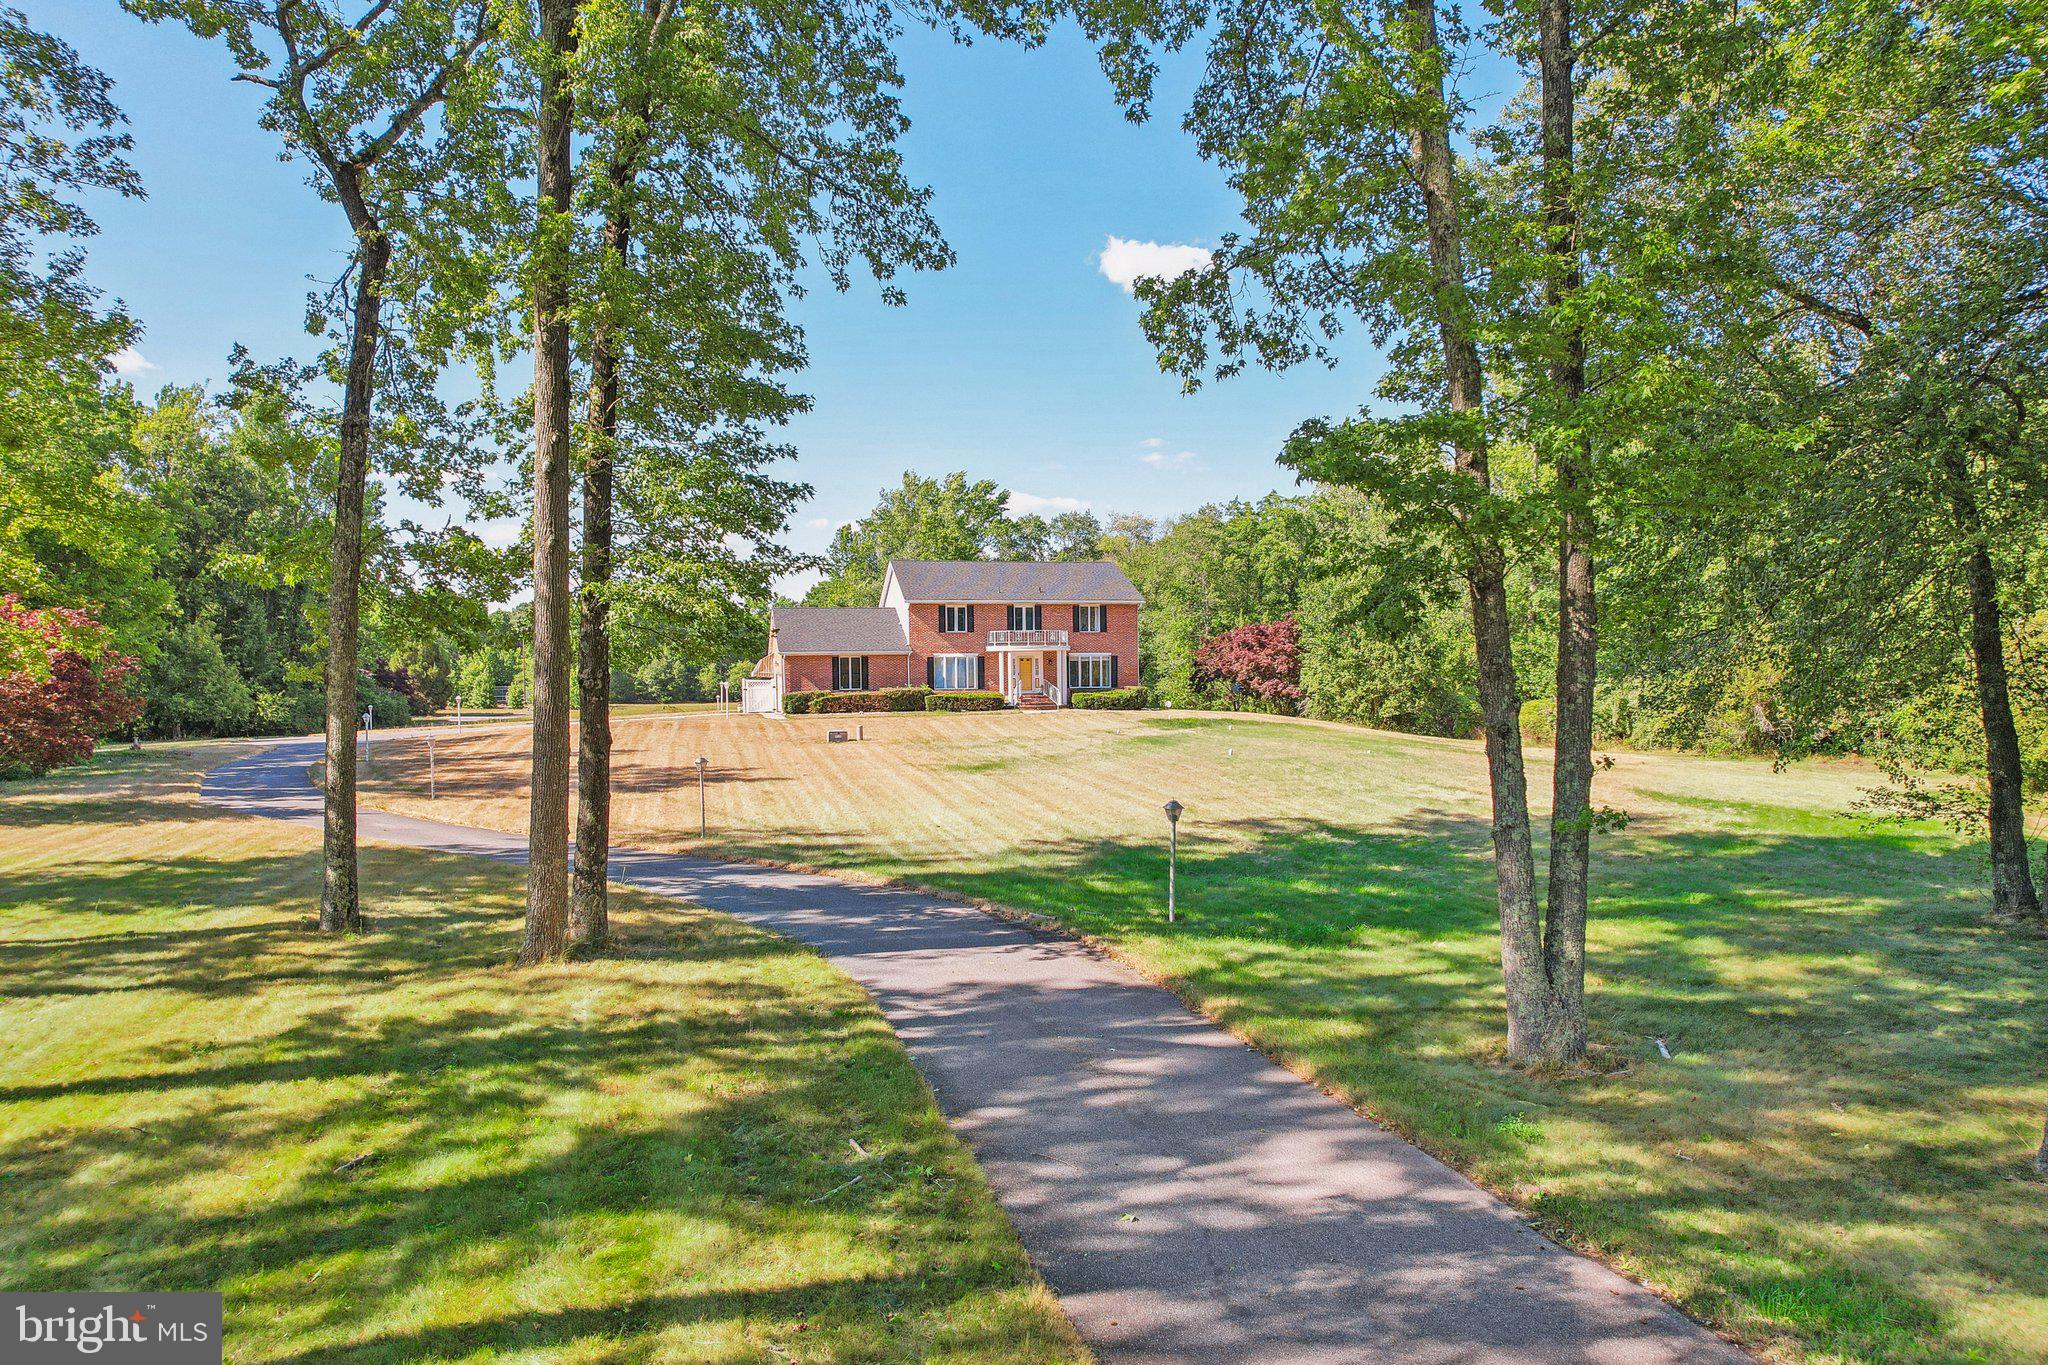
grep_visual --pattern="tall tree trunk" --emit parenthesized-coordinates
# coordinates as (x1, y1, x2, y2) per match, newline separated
(1941, 452, 2041, 922)
(1404, 0, 1544, 1053)
(1964, 539, 2041, 920)
(519, 0, 578, 967)
(319, 215, 389, 935)
(570, 195, 628, 949)
(1538, 0, 1592, 1064)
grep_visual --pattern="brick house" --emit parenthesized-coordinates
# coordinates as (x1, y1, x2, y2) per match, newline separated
(761, 560, 1142, 710)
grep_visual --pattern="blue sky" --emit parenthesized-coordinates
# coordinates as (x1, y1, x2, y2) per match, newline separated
(33, 4, 1389, 587)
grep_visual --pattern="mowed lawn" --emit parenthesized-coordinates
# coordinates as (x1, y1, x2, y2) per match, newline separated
(362, 709, 2048, 1364)
(0, 745, 1080, 1363)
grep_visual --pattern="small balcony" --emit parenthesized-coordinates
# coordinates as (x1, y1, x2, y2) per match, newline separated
(986, 628, 1068, 650)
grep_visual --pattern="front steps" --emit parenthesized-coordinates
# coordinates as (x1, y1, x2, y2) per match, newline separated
(1017, 691, 1057, 712)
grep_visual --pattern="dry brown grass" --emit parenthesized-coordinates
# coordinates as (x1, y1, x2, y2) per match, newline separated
(360, 707, 1887, 866)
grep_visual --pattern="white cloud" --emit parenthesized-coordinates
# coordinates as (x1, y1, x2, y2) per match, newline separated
(1140, 436, 1166, 449)
(1007, 491, 1092, 517)
(805, 516, 835, 529)
(1098, 236, 1212, 294)
(109, 347, 159, 377)
(1140, 448, 1198, 469)
(475, 515, 523, 550)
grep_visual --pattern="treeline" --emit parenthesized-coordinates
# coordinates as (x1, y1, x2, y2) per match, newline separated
(809, 474, 2048, 785)
(451, 604, 756, 709)
(1120, 493, 2048, 787)
(5, 371, 501, 742)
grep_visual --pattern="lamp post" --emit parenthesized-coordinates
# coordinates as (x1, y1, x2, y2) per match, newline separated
(1163, 799, 1183, 923)
(360, 707, 373, 773)
(695, 756, 709, 837)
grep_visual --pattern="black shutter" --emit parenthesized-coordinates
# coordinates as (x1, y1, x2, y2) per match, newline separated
(860, 657, 870, 690)
(1109, 655, 1119, 688)
(976, 655, 986, 689)
(1071, 604, 1080, 632)
(926, 656, 935, 687)
(966, 604, 975, 634)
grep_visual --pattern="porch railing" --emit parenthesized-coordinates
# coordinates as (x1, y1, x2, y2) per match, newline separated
(986, 628, 1068, 649)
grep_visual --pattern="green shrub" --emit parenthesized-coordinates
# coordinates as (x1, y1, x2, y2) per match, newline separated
(925, 691, 1006, 712)
(252, 687, 326, 736)
(455, 648, 517, 709)
(783, 691, 816, 714)
(814, 690, 897, 714)
(1519, 697, 1555, 744)
(878, 687, 932, 712)
(1593, 686, 1637, 743)
(357, 679, 413, 729)
(142, 621, 254, 738)
(505, 652, 535, 709)
(1072, 687, 1147, 710)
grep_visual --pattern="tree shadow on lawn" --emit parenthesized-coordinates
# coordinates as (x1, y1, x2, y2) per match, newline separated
(0, 850, 552, 1003)
(0, 846, 1068, 1361)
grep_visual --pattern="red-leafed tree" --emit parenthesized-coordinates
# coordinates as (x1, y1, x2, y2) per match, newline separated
(0, 596, 144, 775)
(1195, 616, 1305, 708)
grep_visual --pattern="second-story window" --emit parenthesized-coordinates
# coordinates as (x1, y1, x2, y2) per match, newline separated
(1073, 605, 1107, 633)
(1006, 604, 1042, 631)
(940, 604, 972, 633)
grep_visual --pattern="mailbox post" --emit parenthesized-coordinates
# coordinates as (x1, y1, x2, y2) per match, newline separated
(694, 756, 709, 837)
(1163, 799, 1183, 923)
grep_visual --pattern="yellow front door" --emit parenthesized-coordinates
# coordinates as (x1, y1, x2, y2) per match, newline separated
(1018, 656, 1036, 692)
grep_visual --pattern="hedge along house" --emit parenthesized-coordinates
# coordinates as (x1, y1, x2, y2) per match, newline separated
(763, 559, 1142, 711)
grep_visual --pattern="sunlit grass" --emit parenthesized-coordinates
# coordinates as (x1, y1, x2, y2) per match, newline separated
(0, 746, 1080, 1363)
(363, 709, 2048, 1363)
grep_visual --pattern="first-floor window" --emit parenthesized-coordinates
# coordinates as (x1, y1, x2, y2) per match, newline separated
(932, 654, 977, 690)
(833, 656, 869, 691)
(1069, 654, 1115, 690)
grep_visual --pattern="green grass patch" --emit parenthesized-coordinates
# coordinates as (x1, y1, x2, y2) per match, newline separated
(0, 748, 1078, 1363)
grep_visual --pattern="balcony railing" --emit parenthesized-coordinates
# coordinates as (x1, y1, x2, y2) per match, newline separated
(986, 628, 1068, 649)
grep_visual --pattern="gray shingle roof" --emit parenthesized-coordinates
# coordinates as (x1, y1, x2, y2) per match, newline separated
(886, 560, 1142, 604)
(769, 607, 909, 655)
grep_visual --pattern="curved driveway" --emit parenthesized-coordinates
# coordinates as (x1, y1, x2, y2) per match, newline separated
(202, 737, 1743, 1364)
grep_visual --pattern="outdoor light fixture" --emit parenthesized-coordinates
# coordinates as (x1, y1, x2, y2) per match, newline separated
(1163, 799, 1184, 923)
(695, 756, 709, 837)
